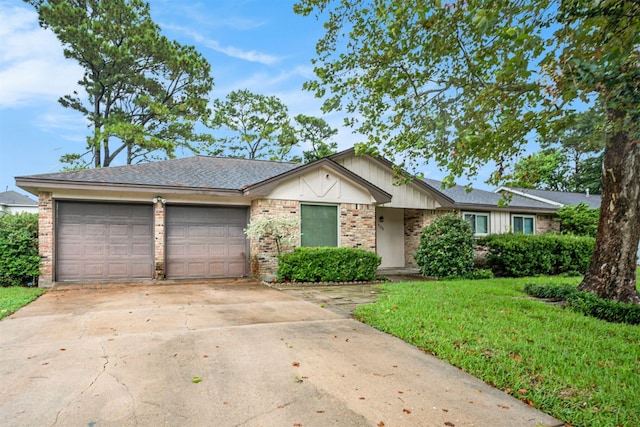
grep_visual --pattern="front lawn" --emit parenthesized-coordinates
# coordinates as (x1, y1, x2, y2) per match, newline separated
(354, 276, 640, 427)
(0, 287, 45, 320)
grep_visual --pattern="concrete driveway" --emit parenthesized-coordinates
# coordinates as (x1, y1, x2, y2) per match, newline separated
(0, 282, 561, 427)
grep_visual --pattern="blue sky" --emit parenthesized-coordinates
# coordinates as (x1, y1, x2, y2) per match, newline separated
(0, 0, 498, 197)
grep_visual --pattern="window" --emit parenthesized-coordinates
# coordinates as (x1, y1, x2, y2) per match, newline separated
(463, 212, 489, 236)
(512, 215, 535, 235)
(301, 204, 338, 247)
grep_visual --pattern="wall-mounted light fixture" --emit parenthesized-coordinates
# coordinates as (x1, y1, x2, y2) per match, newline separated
(379, 215, 384, 223)
(152, 196, 166, 204)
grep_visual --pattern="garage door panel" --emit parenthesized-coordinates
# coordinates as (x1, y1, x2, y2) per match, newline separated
(166, 206, 248, 278)
(56, 202, 153, 281)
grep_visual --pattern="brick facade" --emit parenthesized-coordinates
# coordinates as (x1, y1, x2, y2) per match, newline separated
(37, 192, 54, 287)
(249, 199, 300, 278)
(404, 209, 443, 267)
(339, 203, 376, 251)
(536, 214, 560, 234)
(248, 199, 378, 279)
(153, 201, 166, 279)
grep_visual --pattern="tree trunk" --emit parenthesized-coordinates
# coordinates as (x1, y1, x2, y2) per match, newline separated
(578, 122, 640, 304)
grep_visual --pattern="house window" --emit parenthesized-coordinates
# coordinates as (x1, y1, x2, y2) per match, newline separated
(512, 215, 535, 234)
(463, 212, 489, 236)
(301, 204, 338, 247)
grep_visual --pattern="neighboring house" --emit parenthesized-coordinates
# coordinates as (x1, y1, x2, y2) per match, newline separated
(15, 149, 587, 286)
(0, 190, 38, 215)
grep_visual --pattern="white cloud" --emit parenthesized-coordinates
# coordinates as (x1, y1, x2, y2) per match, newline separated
(165, 24, 280, 65)
(0, 3, 83, 108)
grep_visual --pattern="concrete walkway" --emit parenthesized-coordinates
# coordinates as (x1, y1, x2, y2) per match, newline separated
(0, 282, 562, 427)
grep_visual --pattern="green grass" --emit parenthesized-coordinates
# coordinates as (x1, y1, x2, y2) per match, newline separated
(0, 286, 45, 320)
(354, 276, 640, 427)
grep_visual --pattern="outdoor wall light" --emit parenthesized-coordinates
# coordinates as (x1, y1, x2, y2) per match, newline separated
(379, 216, 384, 223)
(153, 197, 166, 204)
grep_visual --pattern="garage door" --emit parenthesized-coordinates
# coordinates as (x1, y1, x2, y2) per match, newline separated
(166, 206, 248, 278)
(56, 202, 153, 281)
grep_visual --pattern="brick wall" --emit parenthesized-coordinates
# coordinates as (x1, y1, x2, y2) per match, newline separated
(404, 209, 451, 267)
(536, 214, 560, 234)
(248, 200, 377, 279)
(339, 203, 376, 251)
(249, 199, 300, 278)
(154, 201, 166, 278)
(37, 192, 54, 287)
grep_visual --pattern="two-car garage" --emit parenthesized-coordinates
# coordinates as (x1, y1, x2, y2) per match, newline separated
(55, 201, 248, 282)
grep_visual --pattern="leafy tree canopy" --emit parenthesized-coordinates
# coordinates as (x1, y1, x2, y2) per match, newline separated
(27, 0, 213, 168)
(206, 89, 299, 161)
(293, 114, 338, 162)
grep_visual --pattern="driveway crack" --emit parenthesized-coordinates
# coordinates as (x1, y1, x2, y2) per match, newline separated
(49, 339, 109, 427)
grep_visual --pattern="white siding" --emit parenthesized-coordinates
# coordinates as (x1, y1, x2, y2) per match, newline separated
(267, 166, 375, 204)
(490, 211, 511, 234)
(336, 156, 439, 209)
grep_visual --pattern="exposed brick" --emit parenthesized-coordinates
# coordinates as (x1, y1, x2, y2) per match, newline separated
(37, 192, 54, 287)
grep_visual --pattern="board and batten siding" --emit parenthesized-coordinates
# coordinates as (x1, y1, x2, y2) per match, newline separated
(490, 211, 511, 234)
(335, 156, 439, 209)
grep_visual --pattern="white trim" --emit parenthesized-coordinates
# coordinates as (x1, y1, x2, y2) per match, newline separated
(462, 211, 490, 236)
(495, 186, 565, 207)
(511, 214, 536, 234)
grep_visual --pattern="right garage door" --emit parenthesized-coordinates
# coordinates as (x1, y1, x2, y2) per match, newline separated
(166, 205, 248, 278)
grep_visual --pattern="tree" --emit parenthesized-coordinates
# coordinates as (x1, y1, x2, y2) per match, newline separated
(27, 0, 213, 168)
(295, 0, 640, 303)
(507, 148, 570, 191)
(293, 114, 338, 162)
(206, 89, 299, 161)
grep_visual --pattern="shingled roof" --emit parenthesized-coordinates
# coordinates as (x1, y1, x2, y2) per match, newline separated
(0, 190, 37, 206)
(423, 179, 558, 211)
(16, 156, 301, 191)
(497, 187, 602, 209)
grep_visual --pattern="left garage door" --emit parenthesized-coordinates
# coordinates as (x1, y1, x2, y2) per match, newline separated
(56, 202, 153, 281)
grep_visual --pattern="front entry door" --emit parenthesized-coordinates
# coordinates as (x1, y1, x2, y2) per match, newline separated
(376, 207, 405, 268)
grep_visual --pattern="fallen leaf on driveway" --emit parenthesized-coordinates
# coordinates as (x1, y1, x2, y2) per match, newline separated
(292, 362, 300, 367)
(192, 376, 202, 383)
(402, 408, 411, 414)
(445, 422, 455, 426)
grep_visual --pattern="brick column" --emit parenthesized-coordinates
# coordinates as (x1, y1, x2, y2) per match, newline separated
(153, 201, 166, 279)
(339, 203, 376, 251)
(38, 192, 54, 287)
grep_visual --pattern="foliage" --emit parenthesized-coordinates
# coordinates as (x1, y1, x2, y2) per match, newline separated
(0, 213, 40, 287)
(207, 89, 299, 161)
(525, 282, 640, 325)
(277, 247, 380, 282)
(0, 286, 46, 320)
(354, 277, 640, 426)
(556, 202, 599, 237)
(293, 114, 338, 162)
(482, 233, 594, 277)
(506, 148, 569, 190)
(295, 0, 640, 303)
(244, 216, 300, 255)
(27, 0, 213, 168)
(414, 213, 475, 279)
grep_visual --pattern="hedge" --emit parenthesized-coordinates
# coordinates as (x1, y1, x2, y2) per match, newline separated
(524, 282, 640, 325)
(481, 233, 594, 277)
(0, 213, 40, 286)
(277, 247, 381, 282)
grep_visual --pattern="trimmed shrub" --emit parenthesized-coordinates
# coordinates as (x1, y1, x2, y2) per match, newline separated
(277, 247, 381, 282)
(0, 213, 40, 286)
(524, 283, 640, 325)
(414, 213, 475, 279)
(483, 233, 594, 277)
